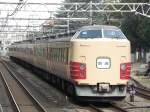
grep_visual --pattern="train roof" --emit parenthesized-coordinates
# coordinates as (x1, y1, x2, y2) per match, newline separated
(79, 25, 119, 30)
(11, 25, 120, 45)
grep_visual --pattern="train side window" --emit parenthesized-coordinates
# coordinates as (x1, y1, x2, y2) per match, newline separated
(51, 48, 54, 61)
(58, 48, 60, 61)
(65, 48, 69, 64)
(46, 47, 48, 59)
(39, 47, 43, 57)
(43, 47, 45, 58)
(52, 48, 54, 61)
(42, 47, 44, 57)
(61, 49, 63, 62)
(42, 48, 44, 57)
(60, 49, 62, 62)
(33, 47, 36, 56)
(56, 48, 58, 61)
(31, 48, 33, 55)
(58, 48, 60, 62)
(63, 48, 66, 63)
(45, 47, 48, 59)
(63, 48, 65, 63)
(50, 47, 51, 59)
(49, 47, 51, 60)
(55, 48, 57, 61)
(53, 48, 56, 61)
(36, 47, 39, 56)
(37, 47, 39, 56)
(60, 48, 62, 62)
(55, 48, 58, 61)
(61, 48, 63, 62)
(59, 48, 61, 62)
(53, 48, 55, 61)
(47, 47, 49, 59)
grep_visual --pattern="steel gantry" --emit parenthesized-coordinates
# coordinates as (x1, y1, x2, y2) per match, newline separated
(0, 1, 149, 41)
(0, 2, 149, 29)
(0, 2, 149, 17)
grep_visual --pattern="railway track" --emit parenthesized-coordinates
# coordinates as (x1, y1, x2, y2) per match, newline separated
(2, 58, 130, 112)
(2, 58, 150, 112)
(135, 86, 150, 100)
(131, 78, 150, 100)
(89, 103, 129, 112)
(0, 60, 47, 112)
(5, 57, 150, 112)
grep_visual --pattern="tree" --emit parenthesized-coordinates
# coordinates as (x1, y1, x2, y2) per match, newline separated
(121, 0, 150, 52)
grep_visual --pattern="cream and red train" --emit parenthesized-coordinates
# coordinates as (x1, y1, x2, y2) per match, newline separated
(8, 25, 131, 101)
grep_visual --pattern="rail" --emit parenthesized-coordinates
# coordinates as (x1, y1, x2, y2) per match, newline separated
(0, 71, 21, 112)
(131, 78, 150, 100)
(0, 60, 48, 112)
(89, 103, 129, 112)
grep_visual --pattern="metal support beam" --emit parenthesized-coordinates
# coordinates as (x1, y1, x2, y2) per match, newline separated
(0, 3, 149, 17)
(0, 17, 88, 21)
(0, 30, 66, 33)
(0, 25, 68, 27)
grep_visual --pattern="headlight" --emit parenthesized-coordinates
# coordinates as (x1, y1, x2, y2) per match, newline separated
(121, 64, 126, 71)
(80, 63, 86, 70)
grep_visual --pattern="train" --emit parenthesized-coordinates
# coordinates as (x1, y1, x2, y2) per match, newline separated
(8, 25, 131, 101)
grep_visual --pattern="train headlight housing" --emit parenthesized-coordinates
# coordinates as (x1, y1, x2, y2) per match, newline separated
(120, 64, 126, 71)
(70, 61, 86, 79)
(120, 62, 131, 80)
(80, 63, 86, 70)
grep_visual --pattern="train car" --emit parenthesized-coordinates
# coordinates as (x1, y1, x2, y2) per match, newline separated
(8, 25, 131, 101)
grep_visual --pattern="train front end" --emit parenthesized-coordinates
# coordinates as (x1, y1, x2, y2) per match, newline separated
(70, 25, 131, 101)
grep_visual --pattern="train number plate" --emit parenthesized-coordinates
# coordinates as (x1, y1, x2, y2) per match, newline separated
(97, 83, 110, 92)
(96, 57, 111, 69)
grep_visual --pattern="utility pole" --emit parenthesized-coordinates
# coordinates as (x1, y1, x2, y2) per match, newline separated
(67, 12, 70, 34)
(90, 0, 93, 25)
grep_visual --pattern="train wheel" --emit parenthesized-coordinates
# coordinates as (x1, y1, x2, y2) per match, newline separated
(66, 82, 75, 97)
(48, 74, 52, 84)
(52, 75, 56, 85)
(56, 77, 61, 88)
(61, 80, 66, 91)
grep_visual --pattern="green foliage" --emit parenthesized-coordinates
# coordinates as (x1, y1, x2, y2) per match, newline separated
(121, 0, 150, 51)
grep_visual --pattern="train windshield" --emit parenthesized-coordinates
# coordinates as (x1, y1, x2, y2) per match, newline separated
(103, 29, 126, 39)
(78, 30, 102, 39)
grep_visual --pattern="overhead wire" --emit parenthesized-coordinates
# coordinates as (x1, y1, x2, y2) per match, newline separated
(0, 0, 29, 34)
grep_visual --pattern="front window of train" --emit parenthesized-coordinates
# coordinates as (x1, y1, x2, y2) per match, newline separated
(78, 30, 102, 39)
(103, 29, 126, 39)
(77, 29, 126, 39)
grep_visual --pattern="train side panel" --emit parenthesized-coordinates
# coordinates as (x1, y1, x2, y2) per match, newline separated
(32, 43, 48, 71)
(46, 41, 71, 80)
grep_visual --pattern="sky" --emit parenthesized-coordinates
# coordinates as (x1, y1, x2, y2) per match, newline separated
(0, 0, 65, 43)
(0, 0, 64, 30)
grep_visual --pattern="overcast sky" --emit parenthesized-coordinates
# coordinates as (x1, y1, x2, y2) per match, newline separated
(0, 0, 64, 28)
